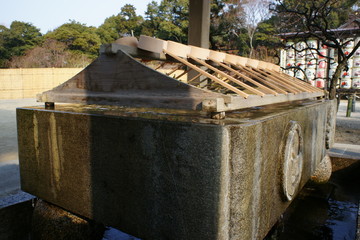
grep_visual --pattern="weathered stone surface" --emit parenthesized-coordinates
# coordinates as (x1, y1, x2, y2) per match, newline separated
(325, 99, 337, 149)
(17, 99, 331, 240)
(311, 154, 332, 184)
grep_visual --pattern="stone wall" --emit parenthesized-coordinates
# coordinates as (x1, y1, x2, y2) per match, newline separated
(0, 68, 82, 99)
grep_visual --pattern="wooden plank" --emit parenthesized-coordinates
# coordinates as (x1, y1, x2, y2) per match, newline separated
(38, 90, 218, 111)
(223, 92, 324, 111)
(163, 49, 249, 98)
(208, 57, 278, 95)
(188, 55, 266, 97)
(202, 92, 324, 112)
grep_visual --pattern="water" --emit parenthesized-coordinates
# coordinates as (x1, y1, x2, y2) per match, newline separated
(102, 227, 141, 240)
(266, 161, 360, 240)
(325, 199, 358, 239)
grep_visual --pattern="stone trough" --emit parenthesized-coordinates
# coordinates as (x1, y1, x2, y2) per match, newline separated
(17, 36, 336, 239)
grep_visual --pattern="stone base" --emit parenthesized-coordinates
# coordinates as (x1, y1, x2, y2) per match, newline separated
(17, 99, 333, 239)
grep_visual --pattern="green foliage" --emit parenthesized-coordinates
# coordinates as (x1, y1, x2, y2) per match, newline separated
(45, 20, 101, 58)
(210, 0, 245, 51)
(97, 4, 144, 44)
(255, 19, 281, 48)
(142, 0, 189, 43)
(236, 30, 251, 56)
(0, 21, 42, 67)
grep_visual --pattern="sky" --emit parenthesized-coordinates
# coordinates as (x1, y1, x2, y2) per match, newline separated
(0, 0, 160, 34)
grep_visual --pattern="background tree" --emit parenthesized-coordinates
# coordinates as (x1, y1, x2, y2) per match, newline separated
(142, 0, 189, 43)
(2, 0, 357, 71)
(239, 0, 272, 58)
(250, 17, 282, 62)
(210, 0, 245, 52)
(271, 0, 360, 99)
(8, 39, 91, 68)
(97, 4, 144, 44)
(45, 20, 101, 58)
(0, 21, 42, 67)
(0, 25, 9, 67)
(141, 1, 163, 37)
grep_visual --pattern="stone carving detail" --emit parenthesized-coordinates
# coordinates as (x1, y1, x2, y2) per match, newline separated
(282, 121, 304, 201)
(325, 100, 337, 149)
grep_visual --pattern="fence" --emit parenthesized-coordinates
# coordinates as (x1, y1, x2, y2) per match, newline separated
(0, 68, 82, 99)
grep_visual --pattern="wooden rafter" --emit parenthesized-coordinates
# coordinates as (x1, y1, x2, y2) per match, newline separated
(208, 57, 278, 96)
(163, 49, 250, 98)
(188, 55, 266, 97)
(226, 62, 289, 94)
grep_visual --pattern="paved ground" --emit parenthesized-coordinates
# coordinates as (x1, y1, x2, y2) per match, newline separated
(0, 98, 40, 164)
(334, 99, 360, 145)
(0, 99, 40, 198)
(331, 99, 360, 159)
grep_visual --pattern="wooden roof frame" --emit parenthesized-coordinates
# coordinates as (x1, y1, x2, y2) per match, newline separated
(37, 36, 324, 117)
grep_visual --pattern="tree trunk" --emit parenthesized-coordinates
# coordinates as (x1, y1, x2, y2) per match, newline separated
(249, 34, 254, 58)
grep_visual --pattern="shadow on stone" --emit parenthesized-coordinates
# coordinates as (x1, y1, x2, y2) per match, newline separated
(31, 199, 105, 240)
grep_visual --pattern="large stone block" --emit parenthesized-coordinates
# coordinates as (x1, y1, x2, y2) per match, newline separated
(17, 99, 333, 239)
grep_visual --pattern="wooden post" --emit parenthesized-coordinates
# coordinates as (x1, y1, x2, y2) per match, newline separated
(188, 0, 210, 48)
(188, 0, 211, 86)
(351, 93, 356, 112)
(346, 94, 353, 117)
